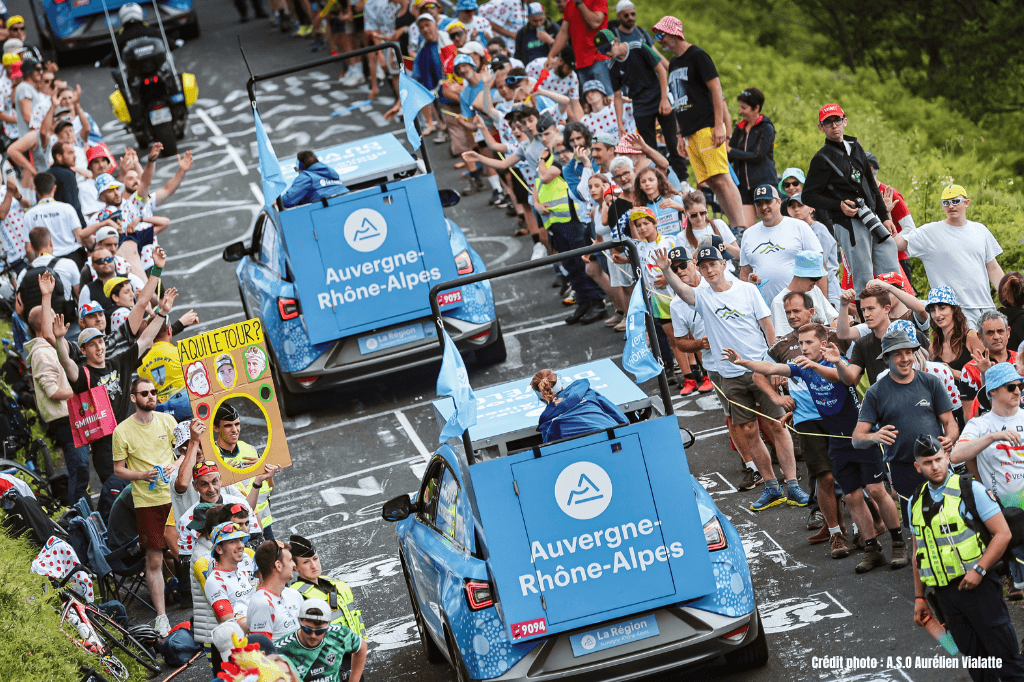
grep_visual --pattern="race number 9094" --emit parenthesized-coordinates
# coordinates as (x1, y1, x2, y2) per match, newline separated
(511, 618, 548, 639)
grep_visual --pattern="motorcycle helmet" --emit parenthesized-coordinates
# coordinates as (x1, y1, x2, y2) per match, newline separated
(119, 3, 144, 24)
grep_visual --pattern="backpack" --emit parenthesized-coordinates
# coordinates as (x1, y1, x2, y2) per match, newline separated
(1, 487, 69, 547)
(958, 473, 1024, 549)
(17, 257, 77, 319)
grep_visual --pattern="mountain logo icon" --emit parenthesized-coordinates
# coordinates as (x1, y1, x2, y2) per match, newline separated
(752, 241, 784, 254)
(343, 208, 389, 253)
(554, 461, 613, 520)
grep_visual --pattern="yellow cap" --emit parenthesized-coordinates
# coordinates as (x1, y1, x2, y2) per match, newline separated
(2, 53, 20, 67)
(6, 16, 24, 29)
(941, 184, 968, 201)
(103, 276, 129, 299)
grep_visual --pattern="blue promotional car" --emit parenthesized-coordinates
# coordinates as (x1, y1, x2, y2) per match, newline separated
(31, 0, 199, 58)
(384, 260, 767, 681)
(224, 51, 503, 412)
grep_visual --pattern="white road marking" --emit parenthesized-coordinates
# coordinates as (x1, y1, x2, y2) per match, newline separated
(249, 182, 264, 205)
(696, 471, 738, 495)
(319, 476, 385, 506)
(284, 455, 422, 494)
(305, 516, 378, 539)
(694, 427, 729, 441)
(196, 108, 249, 176)
(394, 409, 431, 461)
(189, 312, 245, 330)
(740, 528, 805, 570)
(759, 590, 852, 634)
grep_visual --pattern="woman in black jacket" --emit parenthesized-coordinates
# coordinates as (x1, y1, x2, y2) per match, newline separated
(999, 272, 1024, 352)
(728, 87, 776, 229)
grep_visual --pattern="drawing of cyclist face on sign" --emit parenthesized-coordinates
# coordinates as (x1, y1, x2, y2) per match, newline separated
(244, 345, 268, 381)
(216, 353, 236, 389)
(186, 361, 211, 397)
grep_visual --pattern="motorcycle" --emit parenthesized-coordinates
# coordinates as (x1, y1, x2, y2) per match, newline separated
(103, 6, 197, 155)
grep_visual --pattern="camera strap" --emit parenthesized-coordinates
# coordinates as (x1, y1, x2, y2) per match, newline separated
(818, 150, 859, 247)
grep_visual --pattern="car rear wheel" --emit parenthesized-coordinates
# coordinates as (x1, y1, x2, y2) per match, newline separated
(723, 610, 768, 671)
(401, 554, 446, 664)
(473, 324, 506, 366)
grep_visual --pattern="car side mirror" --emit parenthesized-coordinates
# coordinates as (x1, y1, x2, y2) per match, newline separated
(438, 189, 461, 208)
(382, 494, 417, 522)
(680, 428, 695, 449)
(223, 241, 250, 262)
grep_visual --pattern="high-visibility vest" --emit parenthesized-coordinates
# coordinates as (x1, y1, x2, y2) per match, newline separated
(910, 475, 986, 588)
(535, 156, 574, 229)
(292, 577, 366, 638)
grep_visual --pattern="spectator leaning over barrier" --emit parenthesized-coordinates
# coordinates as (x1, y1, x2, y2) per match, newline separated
(654, 16, 746, 231)
(801, 103, 899, 295)
(204, 520, 258, 672)
(111, 376, 182, 638)
(892, 185, 1003, 330)
(728, 87, 776, 230)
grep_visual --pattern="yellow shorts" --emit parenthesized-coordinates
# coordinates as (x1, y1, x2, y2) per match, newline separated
(686, 126, 730, 184)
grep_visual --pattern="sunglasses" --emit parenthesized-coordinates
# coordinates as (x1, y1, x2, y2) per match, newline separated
(8, 26, 24, 32)
(217, 522, 245, 537)
(670, 263, 688, 273)
(300, 625, 330, 636)
(450, 30, 465, 38)
(653, 32, 665, 41)
(505, 75, 526, 85)
(1005, 383, 1023, 393)
(782, 180, 800, 188)
(820, 117, 845, 128)
(612, 172, 630, 182)
(193, 460, 217, 471)
(941, 197, 966, 208)
(134, 389, 157, 397)
(687, 210, 707, 219)
(93, 256, 115, 265)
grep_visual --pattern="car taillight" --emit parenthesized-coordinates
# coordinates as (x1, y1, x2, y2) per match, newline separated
(721, 625, 748, 642)
(454, 250, 473, 275)
(469, 330, 490, 343)
(703, 517, 727, 551)
(295, 377, 319, 388)
(278, 297, 299, 320)
(465, 580, 493, 611)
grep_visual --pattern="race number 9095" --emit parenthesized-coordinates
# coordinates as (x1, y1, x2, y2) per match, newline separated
(511, 618, 547, 639)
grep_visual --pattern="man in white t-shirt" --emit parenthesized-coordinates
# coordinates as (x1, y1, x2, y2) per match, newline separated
(659, 244, 810, 512)
(893, 184, 1002, 329)
(248, 540, 304, 642)
(951, 363, 1024, 592)
(739, 184, 823, 304)
(770, 251, 839, 336)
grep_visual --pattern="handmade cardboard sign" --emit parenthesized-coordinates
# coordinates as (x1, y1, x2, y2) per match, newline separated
(177, 318, 291, 485)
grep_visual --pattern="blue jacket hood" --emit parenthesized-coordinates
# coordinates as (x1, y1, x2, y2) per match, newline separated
(305, 161, 341, 181)
(538, 380, 629, 443)
(281, 162, 347, 208)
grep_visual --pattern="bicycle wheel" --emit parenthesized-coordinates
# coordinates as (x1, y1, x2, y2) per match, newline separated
(86, 607, 161, 674)
(98, 655, 129, 682)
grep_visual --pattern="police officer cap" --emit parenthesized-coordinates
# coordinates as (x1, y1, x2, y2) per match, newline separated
(914, 434, 942, 459)
(290, 534, 317, 558)
(215, 402, 239, 425)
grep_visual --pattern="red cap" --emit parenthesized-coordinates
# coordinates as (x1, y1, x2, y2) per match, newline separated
(86, 143, 118, 172)
(603, 184, 622, 197)
(818, 103, 845, 123)
(877, 271, 915, 296)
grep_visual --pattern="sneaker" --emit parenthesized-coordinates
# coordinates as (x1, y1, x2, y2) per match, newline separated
(432, 129, 448, 144)
(737, 468, 762, 491)
(786, 483, 810, 507)
(852, 531, 865, 550)
(562, 290, 576, 306)
(890, 539, 909, 570)
(531, 242, 547, 260)
(565, 304, 589, 325)
(855, 546, 887, 574)
(750, 485, 787, 511)
(155, 613, 170, 639)
(830, 533, 851, 559)
(488, 189, 503, 205)
(806, 509, 825, 530)
(679, 378, 698, 396)
(696, 376, 714, 393)
(496, 193, 512, 208)
(604, 311, 623, 327)
(613, 318, 627, 332)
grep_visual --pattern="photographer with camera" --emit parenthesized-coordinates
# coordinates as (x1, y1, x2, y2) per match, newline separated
(802, 103, 899, 295)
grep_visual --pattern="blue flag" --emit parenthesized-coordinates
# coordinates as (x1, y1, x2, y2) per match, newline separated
(399, 72, 436, 151)
(436, 328, 477, 443)
(622, 283, 663, 383)
(253, 108, 287, 207)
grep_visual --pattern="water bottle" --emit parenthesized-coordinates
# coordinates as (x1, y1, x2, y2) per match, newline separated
(67, 609, 91, 641)
(921, 613, 960, 656)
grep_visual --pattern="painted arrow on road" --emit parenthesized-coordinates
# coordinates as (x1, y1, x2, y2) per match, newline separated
(319, 476, 385, 506)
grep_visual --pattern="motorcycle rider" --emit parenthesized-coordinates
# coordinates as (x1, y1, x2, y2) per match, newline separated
(115, 4, 163, 53)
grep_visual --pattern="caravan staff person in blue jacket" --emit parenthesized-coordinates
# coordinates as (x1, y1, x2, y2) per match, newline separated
(531, 369, 629, 442)
(281, 150, 348, 208)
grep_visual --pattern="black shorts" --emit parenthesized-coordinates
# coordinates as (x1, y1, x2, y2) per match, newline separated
(830, 449, 885, 494)
(509, 166, 530, 204)
(738, 184, 754, 206)
(797, 420, 832, 479)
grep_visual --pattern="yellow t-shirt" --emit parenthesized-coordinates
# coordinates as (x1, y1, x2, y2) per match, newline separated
(139, 340, 186, 400)
(112, 412, 178, 508)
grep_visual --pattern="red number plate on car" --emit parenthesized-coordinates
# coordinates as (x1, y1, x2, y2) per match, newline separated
(511, 618, 548, 640)
(436, 290, 463, 306)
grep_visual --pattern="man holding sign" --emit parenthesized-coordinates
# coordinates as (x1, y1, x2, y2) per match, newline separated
(656, 245, 809, 512)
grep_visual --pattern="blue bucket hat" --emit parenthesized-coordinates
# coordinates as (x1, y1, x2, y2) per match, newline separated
(778, 167, 805, 194)
(886, 319, 917, 340)
(791, 250, 826, 278)
(453, 54, 476, 70)
(986, 363, 1024, 397)
(94, 173, 122, 194)
(925, 286, 959, 312)
(456, 0, 478, 10)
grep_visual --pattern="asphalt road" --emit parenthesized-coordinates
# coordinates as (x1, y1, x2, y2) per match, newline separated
(12, 2, 1022, 681)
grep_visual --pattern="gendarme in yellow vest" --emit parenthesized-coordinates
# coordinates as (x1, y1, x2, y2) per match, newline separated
(535, 155, 574, 229)
(292, 576, 366, 638)
(910, 474, 986, 588)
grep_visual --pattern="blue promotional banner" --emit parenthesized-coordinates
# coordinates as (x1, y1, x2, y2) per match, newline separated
(254, 109, 287, 207)
(622, 283, 663, 383)
(471, 417, 715, 644)
(437, 328, 477, 443)
(398, 72, 435, 151)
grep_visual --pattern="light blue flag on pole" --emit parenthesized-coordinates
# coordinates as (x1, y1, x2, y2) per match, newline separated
(622, 282, 663, 383)
(436, 327, 477, 443)
(399, 72, 435, 151)
(253, 108, 287, 207)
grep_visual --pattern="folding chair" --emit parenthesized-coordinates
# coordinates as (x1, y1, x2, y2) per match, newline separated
(71, 499, 154, 613)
